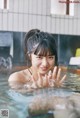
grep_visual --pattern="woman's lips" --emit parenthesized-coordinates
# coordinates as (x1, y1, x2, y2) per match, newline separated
(40, 67, 48, 71)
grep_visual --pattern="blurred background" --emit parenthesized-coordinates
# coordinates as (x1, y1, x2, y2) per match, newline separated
(0, 0, 80, 67)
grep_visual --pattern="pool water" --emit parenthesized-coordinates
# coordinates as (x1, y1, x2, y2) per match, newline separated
(0, 72, 80, 118)
(0, 74, 33, 118)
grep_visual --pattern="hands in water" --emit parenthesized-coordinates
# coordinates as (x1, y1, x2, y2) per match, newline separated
(24, 66, 66, 89)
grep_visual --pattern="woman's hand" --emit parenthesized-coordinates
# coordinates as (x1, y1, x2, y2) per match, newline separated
(51, 66, 66, 87)
(28, 66, 66, 89)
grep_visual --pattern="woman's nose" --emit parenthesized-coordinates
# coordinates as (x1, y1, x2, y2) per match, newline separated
(42, 58, 48, 66)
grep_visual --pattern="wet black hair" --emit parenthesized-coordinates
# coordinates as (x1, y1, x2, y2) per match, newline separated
(24, 29, 40, 53)
(25, 29, 58, 65)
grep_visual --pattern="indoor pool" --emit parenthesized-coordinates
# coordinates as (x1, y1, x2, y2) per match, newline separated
(0, 70, 80, 118)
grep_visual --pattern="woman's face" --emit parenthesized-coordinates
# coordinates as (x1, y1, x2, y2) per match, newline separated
(31, 53, 55, 75)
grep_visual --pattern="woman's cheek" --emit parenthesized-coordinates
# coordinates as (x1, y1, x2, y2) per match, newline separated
(32, 59, 41, 67)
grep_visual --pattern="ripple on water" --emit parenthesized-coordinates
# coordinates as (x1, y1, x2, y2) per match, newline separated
(0, 73, 80, 118)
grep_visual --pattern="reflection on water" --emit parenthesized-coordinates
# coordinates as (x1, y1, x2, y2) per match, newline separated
(65, 72, 80, 92)
(0, 72, 80, 118)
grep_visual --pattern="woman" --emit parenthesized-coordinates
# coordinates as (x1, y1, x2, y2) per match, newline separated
(8, 29, 66, 89)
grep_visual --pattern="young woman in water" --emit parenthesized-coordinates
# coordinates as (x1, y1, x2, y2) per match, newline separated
(8, 29, 66, 89)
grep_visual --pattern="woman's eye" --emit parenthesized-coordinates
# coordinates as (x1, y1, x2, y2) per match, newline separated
(36, 56, 42, 59)
(49, 56, 54, 59)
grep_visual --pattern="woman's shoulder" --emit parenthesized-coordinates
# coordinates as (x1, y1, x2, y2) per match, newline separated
(8, 71, 23, 82)
(8, 68, 32, 83)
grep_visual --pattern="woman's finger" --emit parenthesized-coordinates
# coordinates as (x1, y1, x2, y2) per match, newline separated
(52, 66, 57, 80)
(47, 71, 54, 87)
(42, 74, 48, 87)
(56, 68, 61, 81)
(60, 74, 66, 83)
(48, 70, 52, 79)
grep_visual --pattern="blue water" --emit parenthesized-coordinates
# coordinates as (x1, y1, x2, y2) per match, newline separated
(0, 73, 80, 118)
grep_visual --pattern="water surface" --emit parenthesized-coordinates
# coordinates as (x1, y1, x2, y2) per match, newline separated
(0, 72, 80, 118)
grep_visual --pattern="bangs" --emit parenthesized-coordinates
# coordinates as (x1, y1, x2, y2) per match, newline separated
(34, 41, 56, 56)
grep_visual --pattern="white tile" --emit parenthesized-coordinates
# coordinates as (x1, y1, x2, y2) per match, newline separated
(46, 16, 51, 33)
(73, 18, 77, 35)
(23, 14, 29, 32)
(28, 0, 33, 14)
(36, 15, 42, 29)
(77, 4, 80, 17)
(18, 14, 24, 31)
(46, 0, 51, 15)
(7, 12, 13, 31)
(13, 13, 18, 31)
(18, 0, 24, 13)
(2, 12, 8, 30)
(41, 16, 46, 31)
(60, 17, 66, 34)
(13, 0, 19, 12)
(68, 18, 73, 35)
(51, 16, 56, 33)
(56, 18, 60, 34)
(32, 0, 37, 14)
(23, 0, 29, 13)
(28, 14, 33, 29)
(63, 18, 69, 35)
(74, 3, 79, 17)
(31, 15, 37, 29)
(37, 0, 42, 14)
(42, 0, 46, 15)
(0, 12, 3, 30)
(9, 0, 14, 12)
(77, 18, 80, 35)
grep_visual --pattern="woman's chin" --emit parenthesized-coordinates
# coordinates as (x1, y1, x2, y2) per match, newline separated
(39, 70, 48, 75)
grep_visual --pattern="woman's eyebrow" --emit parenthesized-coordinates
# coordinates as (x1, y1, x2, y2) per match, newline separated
(47, 55, 54, 56)
(36, 53, 55, 56)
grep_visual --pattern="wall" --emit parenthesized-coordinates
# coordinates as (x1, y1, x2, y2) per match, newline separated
(0, 0, 80, 65)
(0, 0, 80, 35)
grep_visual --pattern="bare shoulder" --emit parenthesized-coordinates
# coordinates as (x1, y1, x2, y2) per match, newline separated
(8, 67, 32, 89)
(8, 71, 23, 83)
(8, 68, 31, 83)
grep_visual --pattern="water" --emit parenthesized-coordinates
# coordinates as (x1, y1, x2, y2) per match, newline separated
(0, 74, 33, 118)
(65, 72, 80, 92)
(0, 72, 80, 118)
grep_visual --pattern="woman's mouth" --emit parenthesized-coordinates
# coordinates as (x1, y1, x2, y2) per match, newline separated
(40, 67, 48, 71)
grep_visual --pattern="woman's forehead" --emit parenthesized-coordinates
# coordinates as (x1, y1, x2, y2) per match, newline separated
(36, 50, 54, 56)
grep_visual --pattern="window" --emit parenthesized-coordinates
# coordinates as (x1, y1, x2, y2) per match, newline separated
(0, 0, 9, 9)
(51, 0, 74, 16)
